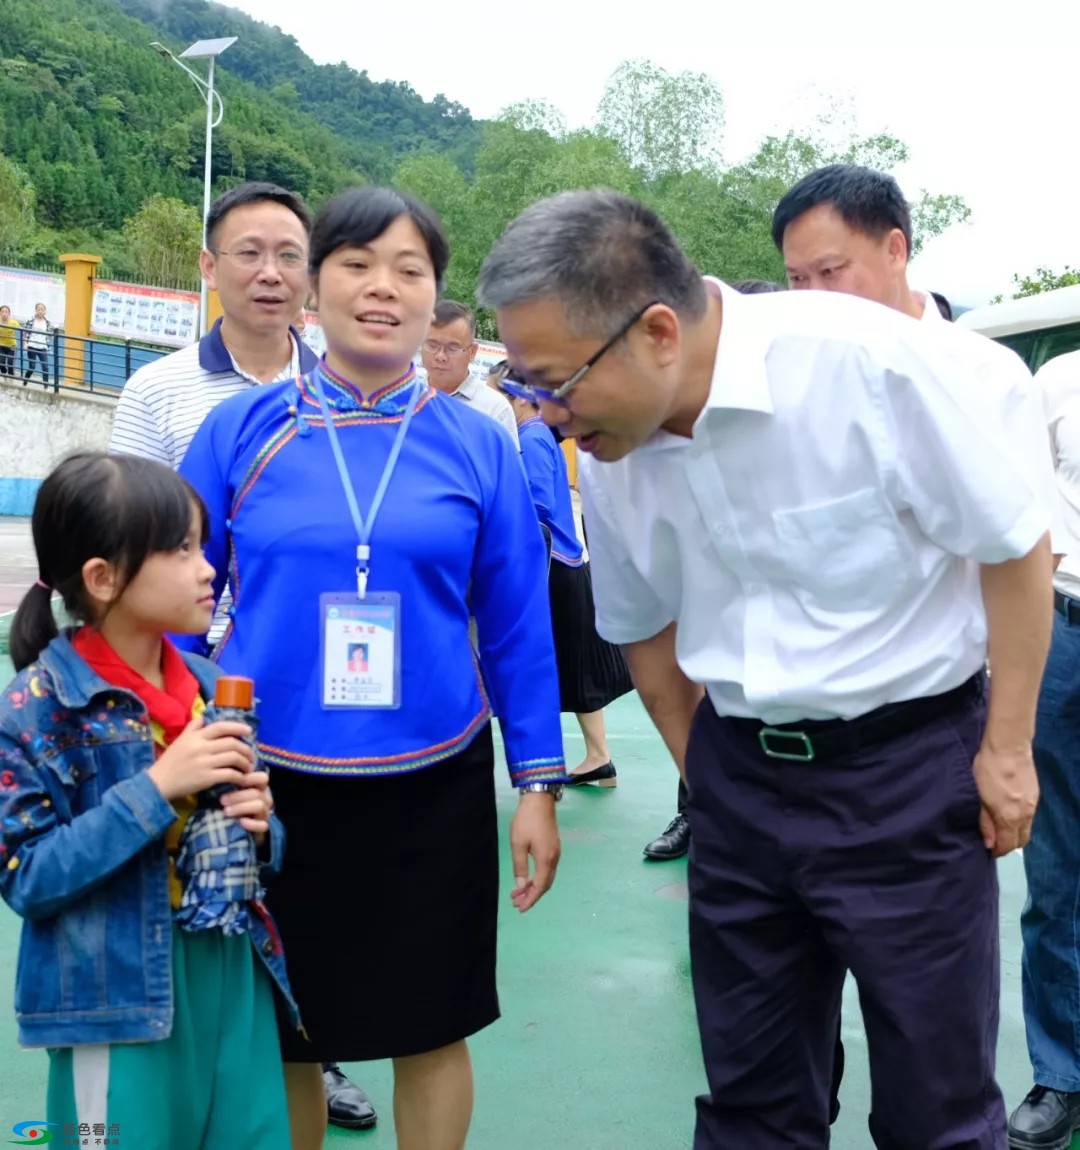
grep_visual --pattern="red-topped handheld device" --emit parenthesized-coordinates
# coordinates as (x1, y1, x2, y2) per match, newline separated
(201, 675, 260, 807)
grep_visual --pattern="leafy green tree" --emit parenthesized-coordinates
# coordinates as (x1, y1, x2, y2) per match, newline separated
(0, 0, 481, 267)
(123, 194, 202, 286)
(392, 152, 477, 305)
(0, 156, 37, 256)
(907, 193, 971, 257)
(0, 0, 971, 313)
(999, 266, 1080, 301)
(597, 59, 725, 178)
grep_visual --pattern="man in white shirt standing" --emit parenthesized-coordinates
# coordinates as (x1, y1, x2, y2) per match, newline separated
(1008, 348, 1080, 1150)
(772, 163, 1059, 550)
(420, 300, 519, 447)
(478, 188, 1052, 1149)
(108, 180, 377, 1135)
(772, 162, 1065, 1133)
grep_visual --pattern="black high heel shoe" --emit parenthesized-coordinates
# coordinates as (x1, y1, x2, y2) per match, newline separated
(566, 762, 617, 787)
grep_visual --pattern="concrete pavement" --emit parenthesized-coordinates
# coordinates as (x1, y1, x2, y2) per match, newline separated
(0, 517, 33, 616)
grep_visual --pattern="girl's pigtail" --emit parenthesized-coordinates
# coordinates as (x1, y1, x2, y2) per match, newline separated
(9, 581, 58, 672)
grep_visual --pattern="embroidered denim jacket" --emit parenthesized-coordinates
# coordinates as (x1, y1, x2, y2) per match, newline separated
(0, 632, 301, 1048)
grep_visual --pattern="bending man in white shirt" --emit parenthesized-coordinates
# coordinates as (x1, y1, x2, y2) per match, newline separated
(477, 188, 1053, 1150)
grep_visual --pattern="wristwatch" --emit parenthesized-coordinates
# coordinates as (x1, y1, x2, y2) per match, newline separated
(518, 782, 564, 802)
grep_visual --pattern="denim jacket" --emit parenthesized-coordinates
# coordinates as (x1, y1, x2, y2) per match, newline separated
(0, 631, 301, 1048)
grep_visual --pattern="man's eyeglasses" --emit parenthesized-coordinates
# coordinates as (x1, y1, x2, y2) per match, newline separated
(422, 339, 473, 357)
(494, 299, 658, 407)
(214, 248, 307, 270)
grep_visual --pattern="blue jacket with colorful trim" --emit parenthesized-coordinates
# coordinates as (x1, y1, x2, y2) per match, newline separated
(174, 365, 567, 784)
(0, 632, 300, 1048)
(517, 416, 585, 568)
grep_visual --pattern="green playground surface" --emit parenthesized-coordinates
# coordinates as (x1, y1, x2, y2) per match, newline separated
(0, 661, 1064, 1148)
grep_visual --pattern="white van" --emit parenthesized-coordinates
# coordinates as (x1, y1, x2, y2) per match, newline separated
(957, 283, 1080, 371)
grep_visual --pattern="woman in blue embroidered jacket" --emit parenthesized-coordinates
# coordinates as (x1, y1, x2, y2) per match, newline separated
(176, 186, 567, 1150)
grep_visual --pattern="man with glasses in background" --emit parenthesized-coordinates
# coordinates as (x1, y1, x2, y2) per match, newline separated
(108, 180, 378, 1135)
(110, 181, 319, 467)
(421, 300, 519, 446)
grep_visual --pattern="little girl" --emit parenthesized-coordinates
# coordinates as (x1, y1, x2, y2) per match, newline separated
(0, 451, 299, 1149)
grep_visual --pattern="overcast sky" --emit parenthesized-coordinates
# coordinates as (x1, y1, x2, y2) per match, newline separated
(228, 0, 1080, 306)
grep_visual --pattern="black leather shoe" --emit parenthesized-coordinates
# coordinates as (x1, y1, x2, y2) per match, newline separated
(643, 814, 690, 861)
(567, 762, 617, 787)
(1008, 1085, 1080, 1149)
(322, 1062, 377, 1130)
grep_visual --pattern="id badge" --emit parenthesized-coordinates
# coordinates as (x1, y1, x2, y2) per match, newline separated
(319, 592, 402, 709)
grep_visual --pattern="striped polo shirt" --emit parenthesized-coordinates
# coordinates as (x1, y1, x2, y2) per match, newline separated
(108, 319, 319, 467)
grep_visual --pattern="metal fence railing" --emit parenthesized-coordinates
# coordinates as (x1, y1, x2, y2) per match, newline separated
(1, 329, 167, 395)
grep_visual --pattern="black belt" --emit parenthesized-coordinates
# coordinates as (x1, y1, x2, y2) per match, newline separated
(726, 674, 984, 762)
(1054, 590, 1080, 625)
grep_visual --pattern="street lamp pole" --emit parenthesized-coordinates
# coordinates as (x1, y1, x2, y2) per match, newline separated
(199, 53, 216, 336)
(150, 36, 237, 337)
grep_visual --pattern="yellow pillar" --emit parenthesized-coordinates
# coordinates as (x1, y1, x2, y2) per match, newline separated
(561, 438, 578, 487)
(207, 288, 224, 329)
(58, 252, 102, 387)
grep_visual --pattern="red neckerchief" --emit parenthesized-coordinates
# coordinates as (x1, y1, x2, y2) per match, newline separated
(72, 628, 200, 745)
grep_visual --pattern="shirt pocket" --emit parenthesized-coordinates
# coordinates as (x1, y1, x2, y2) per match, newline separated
(772, 487, 913, 611)
(44, 736, 148, 813)
(43, 746, 104, 813)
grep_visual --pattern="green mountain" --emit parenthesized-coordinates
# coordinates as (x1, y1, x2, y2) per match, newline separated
(0, 0, 482, 273)
(113, 0, 482, 175)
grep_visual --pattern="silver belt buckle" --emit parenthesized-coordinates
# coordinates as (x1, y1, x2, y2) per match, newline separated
(758, 728, 815, 762)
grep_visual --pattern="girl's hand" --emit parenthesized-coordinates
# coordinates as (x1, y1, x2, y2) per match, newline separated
(220, 772, 273, 842)
(147, 716, 254, 802)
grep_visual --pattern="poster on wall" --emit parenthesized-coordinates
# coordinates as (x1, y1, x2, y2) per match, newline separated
(472, 339, 507, 380)
(298, 311, 325, 357)
(90, 281, 199, 348)
(0, 266, 66, 327)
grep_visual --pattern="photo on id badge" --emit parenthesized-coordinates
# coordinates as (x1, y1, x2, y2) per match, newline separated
(320, 592, 402, 709)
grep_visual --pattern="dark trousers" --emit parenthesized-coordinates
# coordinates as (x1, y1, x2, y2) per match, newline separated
(686, 688, 1005, 1149)
(0, 346, 13, 376)
(681, 762, 846, 1121)
(24, 347, 48, 383)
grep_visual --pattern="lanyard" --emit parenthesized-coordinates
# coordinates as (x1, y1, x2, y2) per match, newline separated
(311, 370, 422, 599)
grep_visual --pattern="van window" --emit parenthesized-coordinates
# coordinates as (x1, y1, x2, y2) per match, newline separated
(999, 322, 1080, 372)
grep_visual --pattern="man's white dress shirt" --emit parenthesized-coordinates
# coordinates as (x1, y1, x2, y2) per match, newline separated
(447, 371, 520, 448)
(579, 281, 1051, 725)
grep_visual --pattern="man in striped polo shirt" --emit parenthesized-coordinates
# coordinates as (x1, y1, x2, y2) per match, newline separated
(108, 180, 379, 1134)
(110, 182, 319, 466)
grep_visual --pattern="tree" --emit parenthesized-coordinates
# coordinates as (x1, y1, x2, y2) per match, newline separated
(498, 99, 566, 137)
(998, 265, 1080, 301)
(907, 192, 970, 257)
(122, 194, 202, 286)
(0, 157, 37, 256)
(395, 110, 644, 339)
(596, 59, 725, 178)
(710, 127, 969, 276)
(392, 152, 477, 305)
